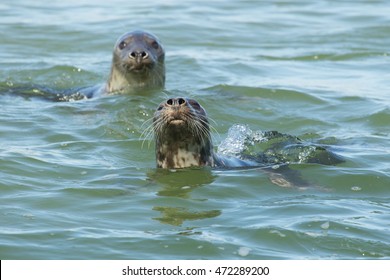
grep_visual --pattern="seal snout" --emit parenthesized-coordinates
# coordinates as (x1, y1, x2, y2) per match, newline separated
(164, 98, 187, 124)
(129, 50, 149, 63)
(128, 48, 152, 70)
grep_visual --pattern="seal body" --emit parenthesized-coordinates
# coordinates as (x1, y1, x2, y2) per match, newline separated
(105, 30, 165, 94)
(153, 97, 258, 169)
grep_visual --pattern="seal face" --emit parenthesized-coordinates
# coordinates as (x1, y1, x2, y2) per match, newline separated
(106, 30, 165, 94)
(153, 97, 214, 168)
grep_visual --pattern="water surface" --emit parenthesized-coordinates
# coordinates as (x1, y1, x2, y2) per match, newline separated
(0, 0, 389, 259)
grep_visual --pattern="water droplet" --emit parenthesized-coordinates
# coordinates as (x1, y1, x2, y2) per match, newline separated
(351, 186, 362, 191)
(269, 230, 286, 237)
(321, 221, 330, 230)
(237, 247, 251, 257)
(217, 124, 256, 156)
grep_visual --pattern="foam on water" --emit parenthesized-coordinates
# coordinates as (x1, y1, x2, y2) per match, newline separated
(217, 124, 256, 157)
(217, 124, 343, 166)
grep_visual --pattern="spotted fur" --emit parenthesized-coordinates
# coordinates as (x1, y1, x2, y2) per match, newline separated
(153, 98, 214, 169)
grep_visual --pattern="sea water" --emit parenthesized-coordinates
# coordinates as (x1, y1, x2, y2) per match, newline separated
(0, 0, 389, 259)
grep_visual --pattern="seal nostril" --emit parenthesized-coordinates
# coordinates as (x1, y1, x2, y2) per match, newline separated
(129, 51, 148, 59)
(167, 99, 173, 106)
(178, 98, 186, 105)
(141, 51, 148, 59)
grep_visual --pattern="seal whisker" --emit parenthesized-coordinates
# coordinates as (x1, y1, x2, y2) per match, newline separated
(190, 119, 212, 149)
(141, 112, 168, 149)
(140, 127, 155, 149)
(139, 116, 156, 149)
(207, 115, 218, 127)
(153, 115, 169, 140)
(161, 91, 170, 99)
(195, 115, 219, 144)
(140, 116, 154, 130)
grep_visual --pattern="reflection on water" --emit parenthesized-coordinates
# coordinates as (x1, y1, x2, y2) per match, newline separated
(147, 168, 221, 226)
(148, 168, 216, 198)
(153, 207, 221, 226)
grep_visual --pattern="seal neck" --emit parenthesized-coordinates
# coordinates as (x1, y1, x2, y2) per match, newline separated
(156, 134, 214, 169)
(106, 61, 165, 93)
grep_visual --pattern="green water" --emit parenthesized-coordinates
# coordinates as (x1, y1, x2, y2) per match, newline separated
(1, 0, 389, 259)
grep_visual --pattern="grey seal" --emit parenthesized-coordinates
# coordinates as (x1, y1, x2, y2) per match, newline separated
(105, 30, 165, 94)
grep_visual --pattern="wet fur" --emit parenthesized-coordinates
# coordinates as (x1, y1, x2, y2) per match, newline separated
(153, 98, 214, 168)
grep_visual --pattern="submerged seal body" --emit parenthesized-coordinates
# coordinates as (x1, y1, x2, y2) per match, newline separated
(151, 97, 344, 188)
(105, 30, 165, 94)
(153, 97, 256, 169)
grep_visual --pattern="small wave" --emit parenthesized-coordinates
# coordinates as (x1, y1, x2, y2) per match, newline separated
(257, 51, 389, 62)
(218, 124, 343, 165)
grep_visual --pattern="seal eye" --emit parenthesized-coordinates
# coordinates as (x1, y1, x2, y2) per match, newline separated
(188, 99, 201, 110)
(118, 41, 127, 50)
(151, 40, 159, 49)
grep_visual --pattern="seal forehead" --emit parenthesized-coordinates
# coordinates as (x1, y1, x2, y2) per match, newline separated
(116, 30, 160, 46)
(186, 98, 206, 115)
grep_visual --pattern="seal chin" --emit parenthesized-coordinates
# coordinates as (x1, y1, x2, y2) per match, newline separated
(122, 62, 152, 74)
(169, 119, 185, 125)
(130, 66, 148, 74)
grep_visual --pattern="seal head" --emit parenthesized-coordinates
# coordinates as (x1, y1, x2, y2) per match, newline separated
(153, 97, 214, 168)
(106, 30, 165, 94)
